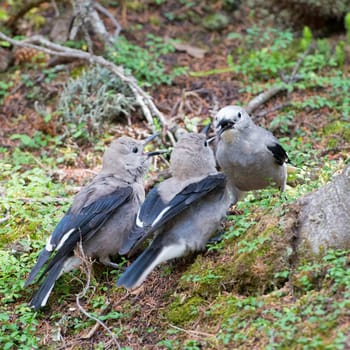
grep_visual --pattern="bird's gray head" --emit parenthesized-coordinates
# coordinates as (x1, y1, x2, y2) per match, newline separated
(102, 136, 151, 179)
(214, 106, 252, 136)
(170, 133, 217, 179)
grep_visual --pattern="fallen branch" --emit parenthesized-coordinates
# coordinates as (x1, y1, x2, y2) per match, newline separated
(319, 145, 350, 157)
(0, 31, 173, 142)
(255, 102, 292, 118)
(246, 85, 286, 114)
(3, 197, 71, 204)
(246, 43, 314, 115)
(80, 303, 113, 339)
(94, 2, 122, 38)
(81, 292, 130, 340)
(169, 324, 216, 339)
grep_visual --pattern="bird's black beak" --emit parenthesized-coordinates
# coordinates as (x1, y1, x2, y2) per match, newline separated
(146, 149, 170, 157)
(143, 133, 160, 145)
(217, 119, 235, 135)
(143, 133, 170, 157)
(201, 123, 212, 136)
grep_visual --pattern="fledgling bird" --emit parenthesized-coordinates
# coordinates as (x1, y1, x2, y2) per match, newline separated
(214, 105, 290, 197)
(25, 135, 158, 310)
(117, 133, 232, 290)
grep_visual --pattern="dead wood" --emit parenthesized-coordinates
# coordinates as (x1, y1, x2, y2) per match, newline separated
(0, 31, 175, 143)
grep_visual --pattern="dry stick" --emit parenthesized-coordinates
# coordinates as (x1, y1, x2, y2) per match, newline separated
(81, 303, 113, 339)
(256, 102, 292, 118)
(75, 240, 121, 349)
(246, 85, 285, 115)
(82, 293, 130, 340)
(94, 2, 122, 37)
(319, 145, 350, 157)
(0, 32, 174, 142)
(71, 0, 115, 49)
(3, 197, 70, 203)
(169, 324, 216, 338)
(246, 43, 314, 115)
(287, 42, 315, 84)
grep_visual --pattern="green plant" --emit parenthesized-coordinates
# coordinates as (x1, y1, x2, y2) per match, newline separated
(184, 339, 202, 350)
(58, 65, 138, 141)
(345, 12, 350, 44)
(0, 80, 11, 103)
(300, 26, 313, 50)
(10, 131, 57, 150)
(107, 34, 187, 87)
(0, 250, 40, 349)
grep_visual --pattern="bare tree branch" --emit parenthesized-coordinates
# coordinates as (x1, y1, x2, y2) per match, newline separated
(0, 31, 173, 141)
(94, 2, 122, 37)
(246, 85, 286, 114)
(246, 43, 314, 115)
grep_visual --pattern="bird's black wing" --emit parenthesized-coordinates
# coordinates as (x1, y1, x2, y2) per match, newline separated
(267, 143, 289, 166)
(119, 173, 226, 255)
(26, 186, 133, 286)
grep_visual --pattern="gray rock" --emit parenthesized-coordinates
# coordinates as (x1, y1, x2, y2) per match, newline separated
(297, 165, 350, 254)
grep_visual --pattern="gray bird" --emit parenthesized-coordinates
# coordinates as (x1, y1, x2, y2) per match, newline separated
(25, 135, 159, 310)
(117, 133, 232, 290)
(214, 105, 289, 197)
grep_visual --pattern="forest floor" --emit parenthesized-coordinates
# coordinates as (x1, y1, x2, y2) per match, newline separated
(0, 1, 350, 350)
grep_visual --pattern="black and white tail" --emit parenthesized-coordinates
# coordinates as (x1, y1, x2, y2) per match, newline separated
(117, 239, 187, 290)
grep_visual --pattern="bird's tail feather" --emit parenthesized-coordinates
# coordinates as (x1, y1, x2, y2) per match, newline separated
(25, 249, 52, 286)
(29, 258, 65, 311)
(117, 245, 163, 290)
(117, 240, 187, 290)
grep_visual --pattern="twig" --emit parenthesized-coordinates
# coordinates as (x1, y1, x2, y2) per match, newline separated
(81, 292, 130, 340)
(287, 42, 315, 84)
(255, 102, 292, 118)
(319, 146, 350, 157)
(2, 197, 70, 203)
(51, 0, 60, 16)
(0, 32, 171, 140)
(246, 43, 314, 115)
(246, 85, 286, 115)
(81, 303, 112, 339)
(169, 324, 216, 338)
(75, 240, 121, 349)
(94, 2, 122, 37)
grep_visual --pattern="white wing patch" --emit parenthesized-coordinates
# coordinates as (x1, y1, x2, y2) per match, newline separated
(56, 228, 75, 251)
(151, 206, 171, 227)
(45, 237, 54, 252)
(136, 209, 143, 227)
(40, 284, 55, 308)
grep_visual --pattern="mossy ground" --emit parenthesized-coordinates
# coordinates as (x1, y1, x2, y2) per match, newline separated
(1, 1, 350, 349)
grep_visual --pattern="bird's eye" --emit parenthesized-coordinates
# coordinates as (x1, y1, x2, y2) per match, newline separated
(204, 140, 208, 147)
(238, 112, 242, 118)
(132, 146, 138, 153)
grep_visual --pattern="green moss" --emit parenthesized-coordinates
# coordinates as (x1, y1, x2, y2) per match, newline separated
(165, 296, 205, 325)
(203, 13, 230, 31)
(323, 121, 350, 148)
(177, 212, 291, 299)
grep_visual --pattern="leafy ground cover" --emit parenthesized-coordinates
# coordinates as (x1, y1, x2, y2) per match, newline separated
(0, 1, 349, 349)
